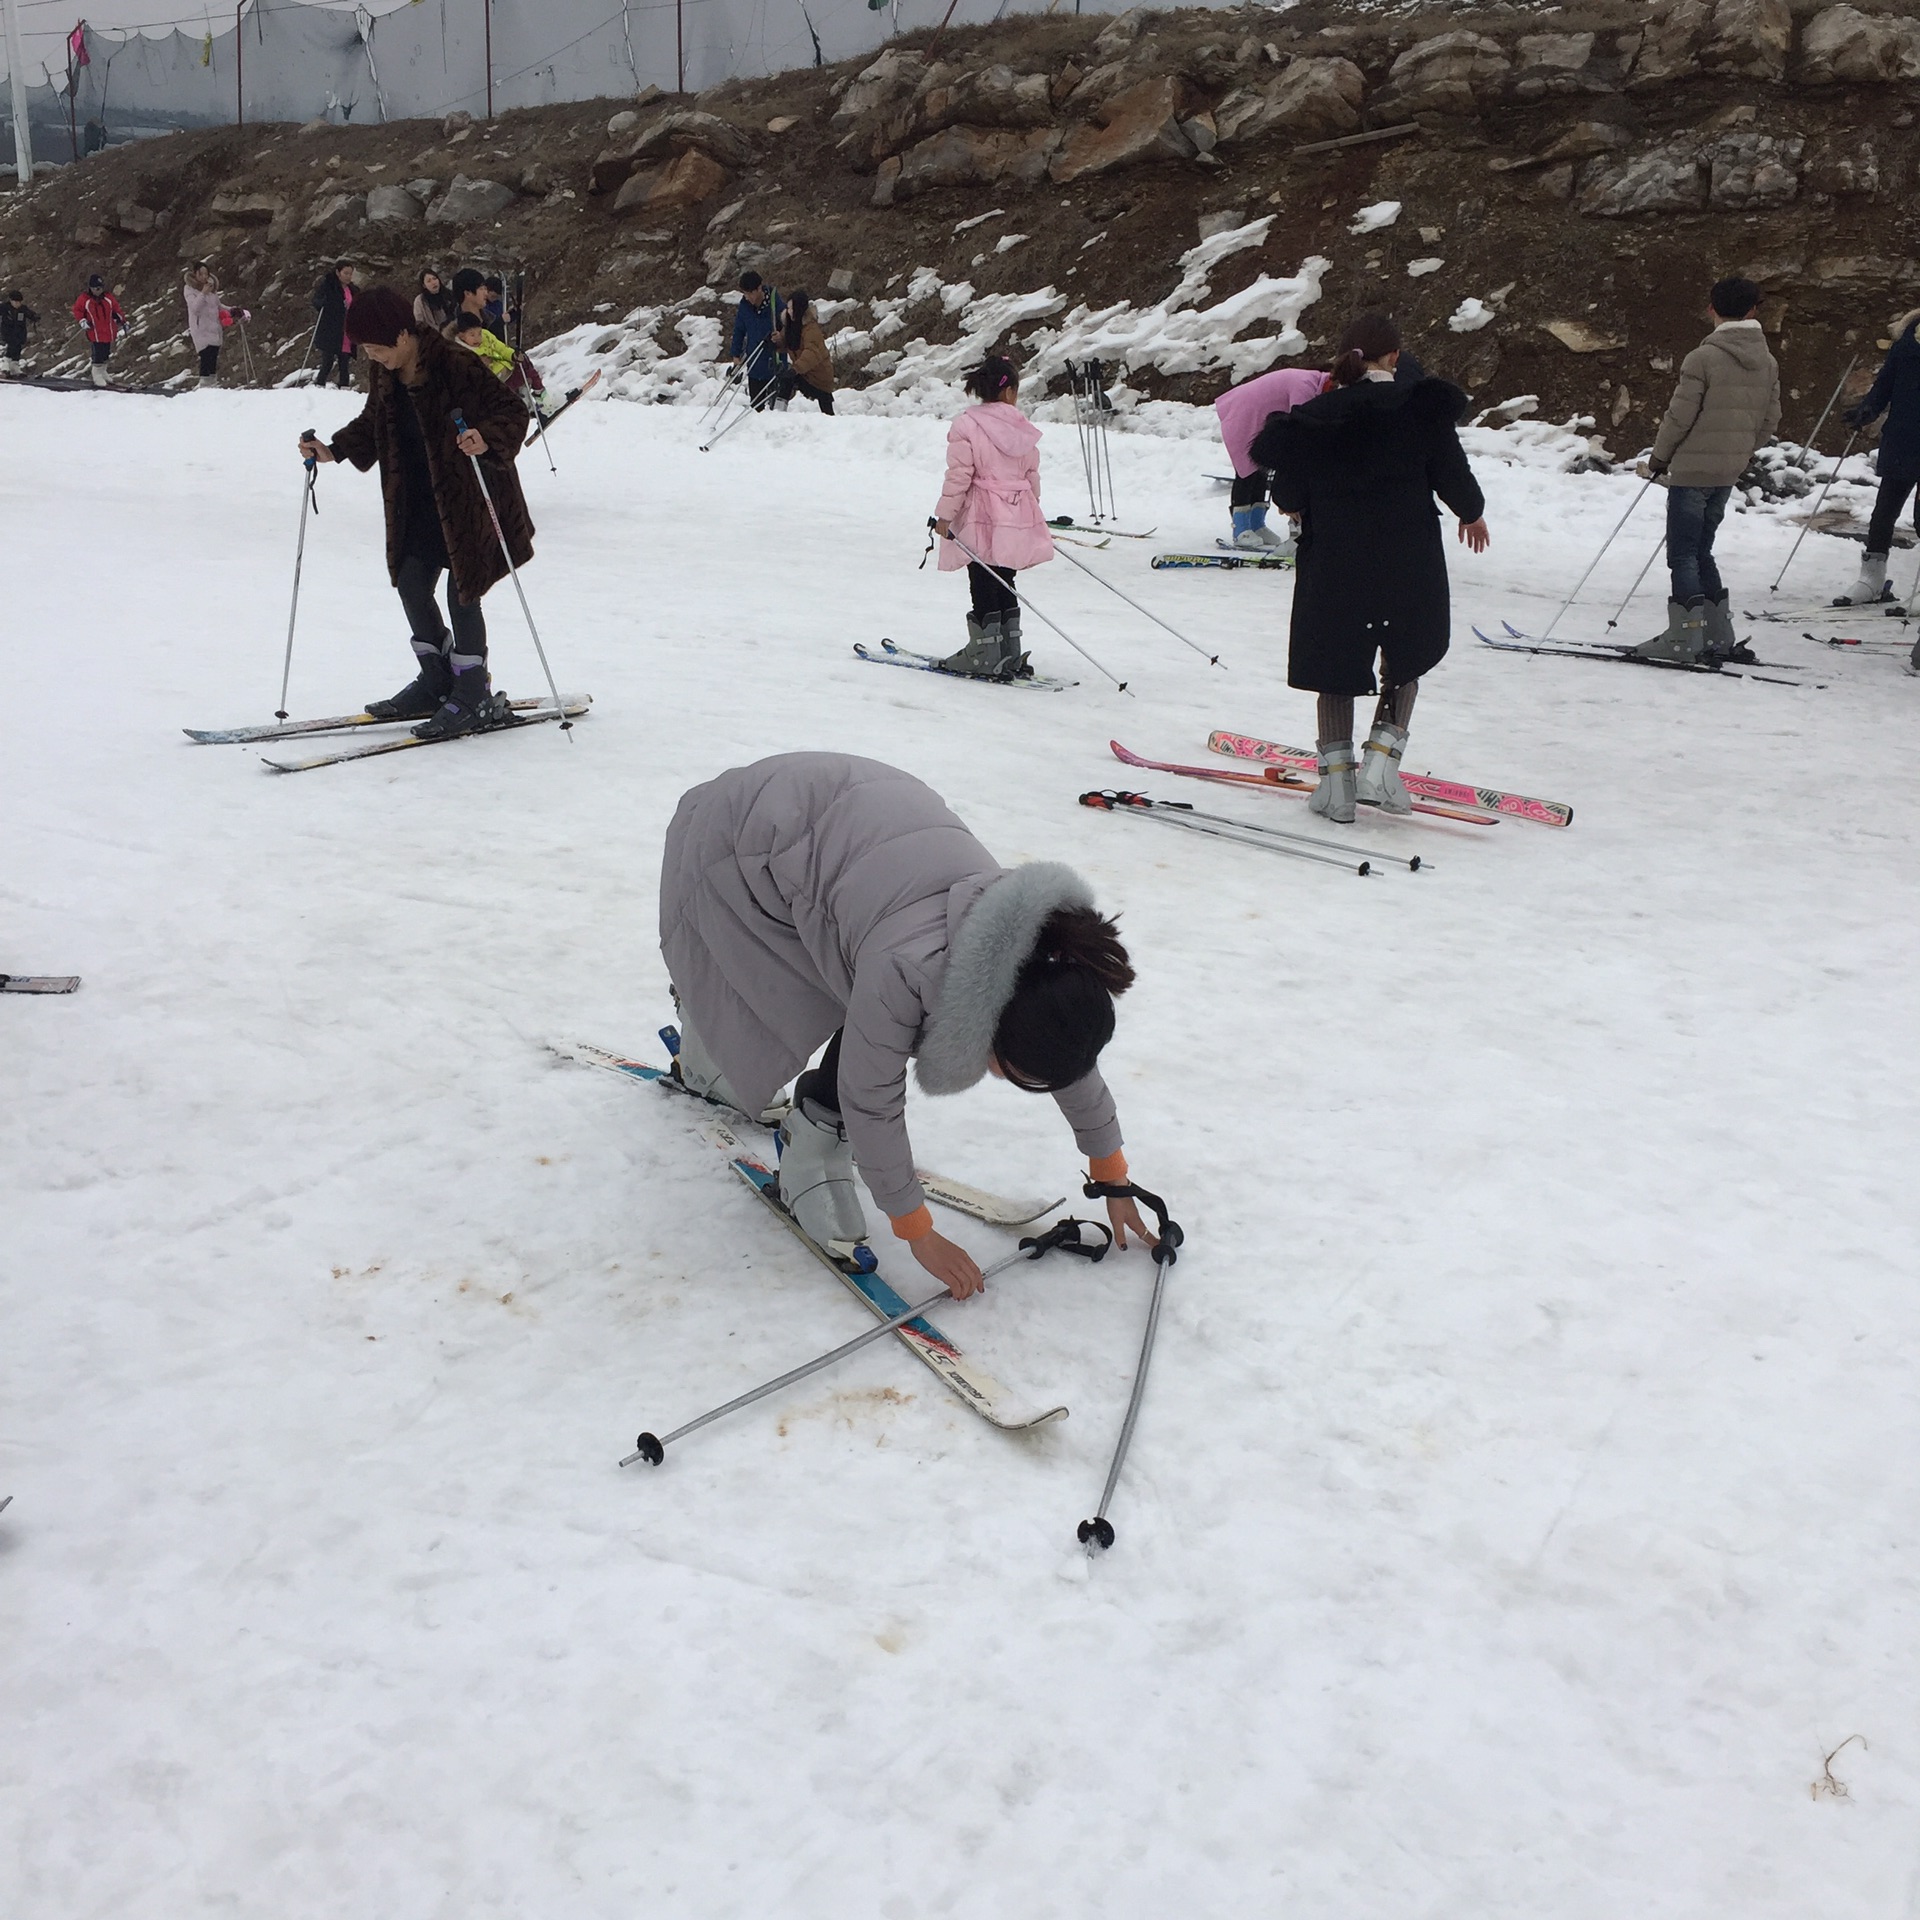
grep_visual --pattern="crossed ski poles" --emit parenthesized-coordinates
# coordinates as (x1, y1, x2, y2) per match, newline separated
(621, 1215, 1115, 1465)
(700, 341, 775, 452)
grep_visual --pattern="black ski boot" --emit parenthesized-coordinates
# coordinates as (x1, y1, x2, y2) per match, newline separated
(412, 665, 510, 740)
(366, 647, 452, 721)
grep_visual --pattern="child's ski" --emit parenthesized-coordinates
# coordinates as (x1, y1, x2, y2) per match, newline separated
(1111, 740, 1498, 826)
(1049, 516, 1155, 539)
(1150, 551, 1293, 572)
(854, 639, 1077, 692)
(526, 368, 602, 444)
(188, 694, 586, 746)
(1, 974, 81, 994)
(260, 700, 589, 771)
(1475, 629, 1818, 688)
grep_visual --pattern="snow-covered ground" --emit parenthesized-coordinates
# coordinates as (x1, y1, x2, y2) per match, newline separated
(4, 381, 1917, 1918)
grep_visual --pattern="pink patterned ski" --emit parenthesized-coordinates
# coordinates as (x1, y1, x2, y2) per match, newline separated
(1207, 730, 1573, 829)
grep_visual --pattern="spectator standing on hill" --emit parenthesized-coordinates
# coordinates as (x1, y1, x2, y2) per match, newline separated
(182, 264, 229, 388)
(1, 290, 39, 377)
(72, 275, 126, 388)
(1638, 276, 1780, 666)
(726, 271, 778, 409)
(311, 260, 356, 389)
(776, 290, 836, 414)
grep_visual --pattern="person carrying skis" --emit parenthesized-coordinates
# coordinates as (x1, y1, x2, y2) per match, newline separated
(1253, 313, 1489, 825)
(1637, 276, 1780, 664)
(1834, 305, 1920, 626)
(310, 261, 356, 389)
(0, 290, 39, 377)
(775, 289, 835, 414)
(72, 275, 126, 388)
(725, 270, 778, 409)
(182, 264, 229, 388)
(294, 285, 534, 741)
(931, 355, 1054, 681)
(1214, 364, 1328, 551)
(660, 752, 1157, 1298)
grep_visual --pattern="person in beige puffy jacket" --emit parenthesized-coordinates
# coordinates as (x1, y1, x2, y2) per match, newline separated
(1637, 276, 1781, 664)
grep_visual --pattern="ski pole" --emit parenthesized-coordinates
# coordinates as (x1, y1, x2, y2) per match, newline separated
(1050, 542, 1226, 668)
(1081, 790, 1375, 875)
(1769, 426, 1863, 595)
(938, 521, 1131, 692)
(1604, 534, 1667, 630)
(700, 342, 773, 451)
(699, 356, 747, 427)
(1076, 1180, 1183, 1553)
(621, 1215, 1114, 1465)
(1540, 478, 1653, 641)
(517, 354, 558, 474)
(1789, 354, 1859, 484)
(237, 316, 257, 383)
(1083, 787, 1420, 869)
(452, 408, 572, 735)
(276, 431, 321, 719)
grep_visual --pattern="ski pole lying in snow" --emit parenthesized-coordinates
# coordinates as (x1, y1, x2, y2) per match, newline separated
(1050, 543, 1227, 668)
(621, 1216, 1114, 1465)
(1769, 426, 1863, 595)
(1076, 1179, 1183, 1553)
(935, 521, 1132, 692)
(1539, 477, 1653, 642)
(275, 431, 321, 720)
(1080, 789, 1385, 876)
(452, 408, 572, 737)
(1604, 535, 1667, 631)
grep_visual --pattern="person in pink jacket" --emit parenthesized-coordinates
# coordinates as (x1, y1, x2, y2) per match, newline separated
(1214, 364, 1329, 552)
(931, 355, 1055, 680)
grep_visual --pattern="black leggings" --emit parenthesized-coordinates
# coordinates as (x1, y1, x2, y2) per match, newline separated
(1230, 470, 1269, 509)
(1866, 475, 1919, 555)
(790, 374, 834, 415)
(197, 344, 220, 378)
(395, 552, 487, 669)
(967, 560, 1018, 621)
(315, 346, 353, 389)
(796, 1029, 844, 1116)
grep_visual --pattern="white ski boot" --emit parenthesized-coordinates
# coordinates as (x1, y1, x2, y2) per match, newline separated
(89, 363, 110, 389)
(777, 1097, 871, 1255)
(1356, 721, 1412, 813)
(1308, 739, 1358, 824)
(667, 1001, 744, 1110)
(1835, 552, 1889, 606)
(1233, 519, 1286, 553)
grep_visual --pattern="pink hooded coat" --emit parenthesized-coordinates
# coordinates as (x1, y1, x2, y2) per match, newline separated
(1215, 366, 1329, 477)
(933, 401, 1055, 572)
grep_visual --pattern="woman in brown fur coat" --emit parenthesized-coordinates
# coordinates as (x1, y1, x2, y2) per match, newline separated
(297, 284, 534, 739)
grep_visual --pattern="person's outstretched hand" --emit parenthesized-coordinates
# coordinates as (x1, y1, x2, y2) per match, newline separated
(909, 1228, 986, 1300)
(1458, 517, 1490, 554)
(1107, 1194, 1157, 1252)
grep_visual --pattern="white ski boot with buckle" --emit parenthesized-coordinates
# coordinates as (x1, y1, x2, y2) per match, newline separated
(777, 1097, 871, 1256)
(1308, 738, 1358, 824)
(1356, 721, 1412, 813)
(1835, 552, 1889, 607)
(667, 1000, 745, 1110)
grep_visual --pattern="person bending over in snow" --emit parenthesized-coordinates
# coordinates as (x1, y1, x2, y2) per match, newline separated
(72, 275, 126, 388)
(931, 355, 1054, 681)
(1638, 276, 1780, 666)
(1835, 308, 1920, 637)
(1214, 363, 1329, 552)
(660, 752, 1157, 1299)
(1253, 312, 1489, 825)
(0, 290, 39, 376)
(295, 285, 534, 742)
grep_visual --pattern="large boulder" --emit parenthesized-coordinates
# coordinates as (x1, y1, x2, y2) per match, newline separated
(1089, 9, 1146, 61)
(1708, 131, 1801, 207)
(918, 64, 1052, 133)
(828, 48, 924, 130)
(207, 189, 284, 226)
(1508, 32, 1599, 99)
(366, 184, 424, 224)
(115, 201, 158, 235)
(1213, 58, 1366, 144)
(427, 175, 515, 225)
(1799, 5, 1920, 82)
(613, 146, 731, 216)
(304, 190, 367, 232)
(1577, 140, 1707, 215)
(1050, 75, 1197, 182)
(1804, 136, 1881, 197)
(883, 125, 1062, 201)
(1629, 0, 1711, 87)
(590, 110, 755, 194)
(1538, 120, 1632, 163)
(1377, 31, 1509, 115)
(1700, 0, 1792, 81)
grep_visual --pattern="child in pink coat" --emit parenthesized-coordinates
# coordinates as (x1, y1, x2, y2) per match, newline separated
(1214, 365, 1329, 552)
(931, 355, 1054, 679)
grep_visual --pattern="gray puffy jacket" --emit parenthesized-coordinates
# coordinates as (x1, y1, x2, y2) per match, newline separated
(658, 752, 1123, 1220)
(1651, 320, 1781, 488)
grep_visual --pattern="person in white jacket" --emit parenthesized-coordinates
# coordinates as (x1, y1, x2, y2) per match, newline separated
(182, 264, 228, 388)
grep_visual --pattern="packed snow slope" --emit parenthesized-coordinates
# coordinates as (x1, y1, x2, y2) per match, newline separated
(3, 383, 1917, 1918)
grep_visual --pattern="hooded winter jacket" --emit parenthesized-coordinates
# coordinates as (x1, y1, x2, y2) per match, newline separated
(783, 312, 835, 392)
(1848, 311, 1920, 484)
(1215, 366, 1328, 477)
(659, 753, 1123, 1225)
(934, 402, 1055, 572)
(0, 301, 37, 354)
(1651, 320, 1781, 488)
(72, 289, 125, 346)
(182, 280, 225, 352)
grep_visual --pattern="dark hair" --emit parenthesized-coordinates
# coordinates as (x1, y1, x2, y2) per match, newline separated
(991, 907, 1134, 1093)
(964, 354, 1019, 403)
(483, 273, 504, 294)
(7, 288, 24, 301)
(1331, 312, 1403, 387)
(345, 285, 416, 349)
(334, 259, 354, 272)
(450, 267, 485, 300)
(738, 270, 763, 292)
(419, 269, 442, 290)
(781, 289, 810, 352)
(1711, 276, 1761, 319)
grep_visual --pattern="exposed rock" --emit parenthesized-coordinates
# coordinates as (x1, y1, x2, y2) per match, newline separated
(1051, 75, 1197, 182)
(1509, 32, 1598, 100)
(1536, 163, 1577, 200)
(1051, 62, 1084, 107)
(1700, 0, 1792, 82)
(1629, 0, 1711, 88)
(591, 111, 756, 194)
(767, 116, 798, 134)
(613, 146, 731, 215)
(703, 238, 798, 284)
(443, 111, 473, 138)
(365, 185, 424, 223)
(1543, 318, 1626, 352)
(893, 124, 1062, 198)
(633, 83, 665, 109)
(72, 222, 109, 247)
(827, 266, 855, 292)
(607, 110, 640, 139)
(918, 65, 1053, 134)
(1378, 31, 1509, 116)
(207, 190, 284, 226)
(518, 163, 552, 196)
(1577, 140, 1707, 215)
(303, 191, 367, 232)
(1181, 113, 1217, 156)
(1804, 137, 1881, 197)
(426, 175, 515, 225)
(1539, 121, 1631, 164)
(1708, 131, 1802, 208)
(404, 178, 439, 203)
(115, 202, 159, 235)
(1811, 253, 1920, 287)
(871, 155, 903, 207)
(828, 48, 923, 130)
(1213, 57, 1366, 145)
(1799, 5, 1920, 84)
(1090, 9, 1145, 61)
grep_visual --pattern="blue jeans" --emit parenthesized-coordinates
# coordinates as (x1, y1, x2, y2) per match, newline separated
(1667, 485, 1731, 603)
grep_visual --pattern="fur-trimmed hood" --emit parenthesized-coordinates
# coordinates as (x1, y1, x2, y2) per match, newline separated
(914, 860, 1094, 1094)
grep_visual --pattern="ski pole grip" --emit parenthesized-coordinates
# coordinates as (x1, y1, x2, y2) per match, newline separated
(1019, 1216, 1114, 1263)
(1082, 1179, 1184, 1267)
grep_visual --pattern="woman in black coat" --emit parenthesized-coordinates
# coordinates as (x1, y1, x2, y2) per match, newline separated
(1252, 314, 1489, 823)
(1837, 308, 1920, 609)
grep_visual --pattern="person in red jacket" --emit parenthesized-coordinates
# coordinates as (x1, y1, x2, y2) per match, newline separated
(72, 275, 126, 388)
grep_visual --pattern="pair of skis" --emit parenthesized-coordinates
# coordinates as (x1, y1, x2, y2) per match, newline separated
(1, 974, 79, 994)
(853, 636, 1077, 693)
(1476, 623, 1820, 688)
(184, 696, 592, 770)
(1150, 551, 1293, 572)
(523, 368, 602, 448)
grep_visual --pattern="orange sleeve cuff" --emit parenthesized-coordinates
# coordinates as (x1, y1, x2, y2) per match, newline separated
(1088, 1150, 1129, 1184)
(889, 1205, 935, 1242)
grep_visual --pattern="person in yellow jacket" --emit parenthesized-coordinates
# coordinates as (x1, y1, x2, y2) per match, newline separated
(451, 314, 515, 382)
